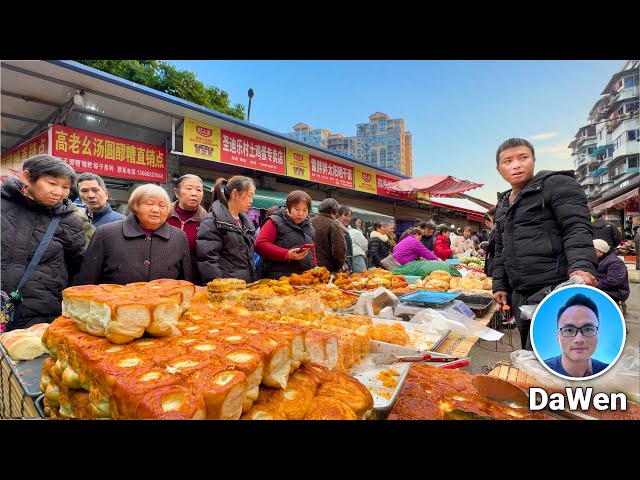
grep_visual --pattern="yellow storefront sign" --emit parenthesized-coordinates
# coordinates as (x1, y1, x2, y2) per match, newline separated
(285, 148, 311, 180)
(416, 192, 430, 204)
(183, 117, 221, 161)
(354, 167, 377, 194)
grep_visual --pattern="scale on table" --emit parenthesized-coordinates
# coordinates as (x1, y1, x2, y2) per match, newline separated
(396, 291, 477, 319)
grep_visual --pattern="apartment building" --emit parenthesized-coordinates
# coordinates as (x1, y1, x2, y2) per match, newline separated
(284, 112, 413, 176)
(571, 60, 639, 213)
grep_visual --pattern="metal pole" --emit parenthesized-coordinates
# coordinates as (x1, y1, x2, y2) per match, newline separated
(247, 88, 254, 123)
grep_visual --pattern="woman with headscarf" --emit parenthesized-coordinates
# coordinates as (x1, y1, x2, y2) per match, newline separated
(254, 190, 315, 279)
(167, 174, 207, 284)
(196, 175, 258, 283)
(1, 155, 85, 329)
(77, 183, 192, 285)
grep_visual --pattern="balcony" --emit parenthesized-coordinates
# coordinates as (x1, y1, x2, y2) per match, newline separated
(610, 86, 639, 105)
(577, 135, 598, 148)
(612, 140, 640, 159)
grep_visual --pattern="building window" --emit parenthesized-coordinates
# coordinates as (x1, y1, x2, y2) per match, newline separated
(624, 75, 639, 88)
(628, 129, 639, 142)
(628, 156, 639, 169)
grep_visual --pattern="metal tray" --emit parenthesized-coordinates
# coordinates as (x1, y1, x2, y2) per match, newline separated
(35, 394, 46, 418)
(350, 357, 412, 412)
(457, 295, 495, 317)
(397, 290, 460, 306)
(0, 341, 46, 397)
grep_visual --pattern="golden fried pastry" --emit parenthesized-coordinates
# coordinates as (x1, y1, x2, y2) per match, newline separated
(207, 278, 247, 293)
(304, 396, 358, 420)
(428, 270, 453, 282)
(136, 385, 207, 420)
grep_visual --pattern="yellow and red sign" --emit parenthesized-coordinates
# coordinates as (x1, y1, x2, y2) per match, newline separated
(51, 125, 166, 182)
(416, 192, 430, 204)
(221, 130, 285, 175)
(1, 131, 48, 179)
(309, 154, 354, 189)
(286, 149, 311, 180)
(183, 117, 221, 161)
(354, 166, 377, 194)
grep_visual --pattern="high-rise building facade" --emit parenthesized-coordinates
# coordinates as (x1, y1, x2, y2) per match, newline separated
(571, 60, 639, 204)
(284, 112, 413, 176)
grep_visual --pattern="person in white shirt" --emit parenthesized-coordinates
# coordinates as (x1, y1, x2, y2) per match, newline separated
(349, 216, 369, 272)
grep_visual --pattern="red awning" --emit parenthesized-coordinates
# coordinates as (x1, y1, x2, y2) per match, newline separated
(428, 197, 489, 216)
(467, 214, 486, 223)
(588, 187, 639, 210)
(384, 174, 483, 196)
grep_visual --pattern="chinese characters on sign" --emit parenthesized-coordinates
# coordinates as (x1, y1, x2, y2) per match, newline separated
(1, 131, 48, 179)
(309, 155, 354, 189)
(221, 130, 285, 175)
(286, 149, 311, 180)
(51, 125, 166, 182)
(354, 167, 377, 194)
(183, 117, 221, 161)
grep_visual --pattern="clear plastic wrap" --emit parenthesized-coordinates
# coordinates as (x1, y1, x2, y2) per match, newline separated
(519, 276, 586, 320)
(410, 307, 503, 341)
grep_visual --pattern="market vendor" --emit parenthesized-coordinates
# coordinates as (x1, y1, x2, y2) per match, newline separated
(389, 228, 438, 267)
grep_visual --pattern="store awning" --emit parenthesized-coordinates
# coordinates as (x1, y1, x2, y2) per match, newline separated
(349, 206, 394, 225)
(590, 187, 640, 210)
(590, 167, 608, 178)
(201, 182, 320, 213)
(429, 197, 488, 216)
(384, 174, 483, 196)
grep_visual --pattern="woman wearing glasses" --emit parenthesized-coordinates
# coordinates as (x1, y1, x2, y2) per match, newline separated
(543, 293, 609, 378)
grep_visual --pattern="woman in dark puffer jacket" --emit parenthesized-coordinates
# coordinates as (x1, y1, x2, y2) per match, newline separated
(1, 155, 85, 329)
(196, 176, 258, 283)
(368, 222, 392, 268)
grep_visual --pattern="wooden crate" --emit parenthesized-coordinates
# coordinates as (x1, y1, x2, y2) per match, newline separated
(0, 352, 40, 418)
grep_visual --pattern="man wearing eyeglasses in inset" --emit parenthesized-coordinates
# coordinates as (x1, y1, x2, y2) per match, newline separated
(544, 293, 609, 378)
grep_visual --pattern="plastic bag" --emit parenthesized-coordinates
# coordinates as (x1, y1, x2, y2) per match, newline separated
(411, 308, 504, 341)
(511, 348, 640, 403)
(391, 260, 461, 279)
(519, 276, 587, 320)
(353, 287, 399, 317)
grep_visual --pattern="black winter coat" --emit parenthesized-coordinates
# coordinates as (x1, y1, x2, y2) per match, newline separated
(493, 170, 597, 294)
(595, 251, 630, 301)
(368, 232, 391, 269)
(76, 214, 192, 286)
(484, 228, 496, 277)
(1, 177, 85, 329)
(196, 200, 257, 283)
(591, 219, 622, 249)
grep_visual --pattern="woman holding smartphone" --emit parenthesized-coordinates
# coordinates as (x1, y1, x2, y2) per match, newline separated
(254, 190, 315, 279)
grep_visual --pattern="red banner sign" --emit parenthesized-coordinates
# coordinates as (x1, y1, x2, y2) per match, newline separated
(1, 131, 49, 179)
(309, 154, 354, 189)
(221, 129, 285, 175)
(51, 125, 167, 182)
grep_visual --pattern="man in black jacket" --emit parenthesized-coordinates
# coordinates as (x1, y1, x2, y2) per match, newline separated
(492, 138, 597, 350)
(591, 210, 622, 250)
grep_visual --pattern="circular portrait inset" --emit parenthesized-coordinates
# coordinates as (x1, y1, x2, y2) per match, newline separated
(530, 284, 626, 381)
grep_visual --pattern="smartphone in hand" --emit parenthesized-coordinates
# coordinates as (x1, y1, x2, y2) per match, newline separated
(299, 243, 314, 251)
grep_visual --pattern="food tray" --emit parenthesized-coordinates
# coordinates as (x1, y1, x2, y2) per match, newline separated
(35, 394, 46, 418)
(457, 295, 495, 317)
(0, 342, 45, 397)
(0, 342, 46, 418)
(350, 357, 412, 411)
(397, 290, 460, 306)
(370, 317, 450, 352)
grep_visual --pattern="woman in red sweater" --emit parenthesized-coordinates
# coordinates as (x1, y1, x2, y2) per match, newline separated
(254, 190, 315, 279)
(434, 225, 454, 261)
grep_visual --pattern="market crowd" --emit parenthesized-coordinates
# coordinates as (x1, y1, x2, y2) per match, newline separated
(1, 144, 632, 352)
